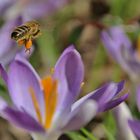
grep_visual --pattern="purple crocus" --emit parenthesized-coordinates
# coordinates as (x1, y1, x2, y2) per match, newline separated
(101, 26, 140, 82)
(0, 46, 128, 140)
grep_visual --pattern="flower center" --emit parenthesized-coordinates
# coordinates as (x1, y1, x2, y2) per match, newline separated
(29, 76, 58, 129)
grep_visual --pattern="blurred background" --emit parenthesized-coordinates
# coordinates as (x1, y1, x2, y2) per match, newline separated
(0, 0, 140, 139)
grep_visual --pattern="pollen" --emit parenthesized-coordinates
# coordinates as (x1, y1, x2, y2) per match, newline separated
(17, 40, 25, 46)
(25, 39, 32, 53)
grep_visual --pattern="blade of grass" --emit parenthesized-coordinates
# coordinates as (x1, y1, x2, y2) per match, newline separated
(67, 131, 87, 140)
(80, 128, 98, 140)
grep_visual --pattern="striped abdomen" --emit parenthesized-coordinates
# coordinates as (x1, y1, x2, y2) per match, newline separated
(11, 25, 30, 41)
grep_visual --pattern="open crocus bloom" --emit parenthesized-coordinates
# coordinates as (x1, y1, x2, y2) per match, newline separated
(101, 26, 140, 82)
(0, 45, 128, 140)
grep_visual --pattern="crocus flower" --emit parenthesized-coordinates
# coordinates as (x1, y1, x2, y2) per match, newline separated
(101, 26, 140, 82)
(0, 46, 128, 140)
(113, 103, 137, 140)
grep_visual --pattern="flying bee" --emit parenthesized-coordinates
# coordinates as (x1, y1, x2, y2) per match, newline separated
(11, 20, 41, 53)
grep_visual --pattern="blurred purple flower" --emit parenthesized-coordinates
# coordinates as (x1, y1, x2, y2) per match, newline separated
(113, 103, 137, 140)
(102, 26, 140, 139)
(101, 26, 140, 82)
(0, 46, 128, 140)
(1, 0, 70, 20)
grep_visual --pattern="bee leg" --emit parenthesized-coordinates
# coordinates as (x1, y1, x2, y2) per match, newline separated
(25, 39, 32, 54)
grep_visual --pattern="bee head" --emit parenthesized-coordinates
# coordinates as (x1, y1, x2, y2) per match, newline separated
(11, 32, 20, 40)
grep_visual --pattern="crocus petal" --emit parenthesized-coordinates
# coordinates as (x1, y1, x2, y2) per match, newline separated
(101, 27, 131, 73)
(8, 55, 44, 120)
(72, 81, 124, 112)
(99, 93, 128, 112)
(0, 97, 44, 132)
(62, 100, 97, 131)
(0, 64, 8, 84)
(113, 103, 137, 140)
(2, 107, 45, 132)
(128, 120, 140, 139)
(52, 46, 84, 130)
(54, 45, 84, 112)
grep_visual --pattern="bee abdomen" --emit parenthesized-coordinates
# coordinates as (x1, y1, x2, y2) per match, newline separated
(11, 25, 30, 40)
(16, 25, 30, 35)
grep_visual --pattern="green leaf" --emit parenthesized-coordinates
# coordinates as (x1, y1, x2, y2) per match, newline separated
(103, 112, 116, 140)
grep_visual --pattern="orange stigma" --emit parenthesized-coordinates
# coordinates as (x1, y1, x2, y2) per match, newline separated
(41, 76, 58, 129)
(29, 76, 58, 129)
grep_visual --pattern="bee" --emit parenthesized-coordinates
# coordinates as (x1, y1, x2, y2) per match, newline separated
(11, 20, 41, 53)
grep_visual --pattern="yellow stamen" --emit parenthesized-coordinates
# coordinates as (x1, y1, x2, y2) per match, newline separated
(41, 76, 58, 129)
(29, 88, 42, 124)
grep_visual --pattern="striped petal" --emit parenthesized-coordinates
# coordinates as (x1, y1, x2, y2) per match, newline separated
(72, 81, 125, 112)
(0, 97, 44, 132)
(53, 45, 84, 114)
(2, 107, 45, 132)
